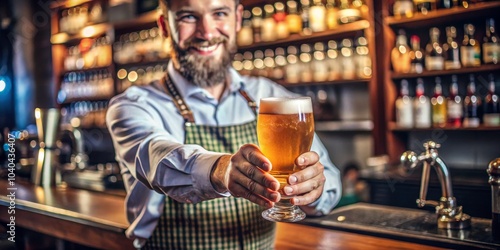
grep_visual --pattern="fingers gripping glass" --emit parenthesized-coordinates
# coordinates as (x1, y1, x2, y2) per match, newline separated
(257, 97, 314, 222)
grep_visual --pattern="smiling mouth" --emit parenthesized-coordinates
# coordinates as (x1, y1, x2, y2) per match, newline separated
(190, 43, 220, 54)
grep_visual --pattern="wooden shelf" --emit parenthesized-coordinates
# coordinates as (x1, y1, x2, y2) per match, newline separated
(50, 0, 93, 10)
(388, 122, 500, 132)
(58, 96, 112, 105)
(316, 120, 373, 132)
(115, 59, 170, 69)
(386, 2, 500, 29)
(277, 78, 371, 88)
(391, 64, 500, 80)
(113, 10, 159, 30)
(238, 20, 370, 51)
(61, 65, 113, 76)
(51, 23, 111, 45)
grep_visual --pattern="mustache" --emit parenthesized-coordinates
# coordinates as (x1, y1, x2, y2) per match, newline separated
(184, 36, 228, 48)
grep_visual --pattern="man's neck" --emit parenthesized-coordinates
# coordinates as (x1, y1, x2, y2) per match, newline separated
(204, 80, 228, 101)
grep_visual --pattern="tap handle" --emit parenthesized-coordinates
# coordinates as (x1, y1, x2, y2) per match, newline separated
(424, 141, 440, 151)
(488, 158, 500, 185)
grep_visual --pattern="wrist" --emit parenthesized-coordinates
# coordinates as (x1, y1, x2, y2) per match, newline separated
(210, 154, 232, 193)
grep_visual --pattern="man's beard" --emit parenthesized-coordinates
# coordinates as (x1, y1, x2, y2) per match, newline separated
(173, 37, 236, 88)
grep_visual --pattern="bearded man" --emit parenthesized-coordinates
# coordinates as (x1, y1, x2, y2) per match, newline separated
(106, 0, 341, 249)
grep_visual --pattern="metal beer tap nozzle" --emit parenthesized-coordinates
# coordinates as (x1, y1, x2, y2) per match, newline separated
(400, 141, 471, 229)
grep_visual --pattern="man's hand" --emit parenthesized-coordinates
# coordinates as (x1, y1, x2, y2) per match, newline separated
(211, 144, 280, 208)
(283, 151, 326, 206)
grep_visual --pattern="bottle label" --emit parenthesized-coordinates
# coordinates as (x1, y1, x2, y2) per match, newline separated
(460, 46, 481, 66)
(447, 101, 463, 119)
(396, 97, 414, 127)
(310, 6, 326, 32)
(483, 43, 500, 64)
(484, 113, 500, 126)
(463, 117, 480, 127)
(425, 56, 444, 71)
(444, 60, 461, 70)
(414, 99, 431, 128)
(393, 1, 414, 17)
(338, 9, 361, 24)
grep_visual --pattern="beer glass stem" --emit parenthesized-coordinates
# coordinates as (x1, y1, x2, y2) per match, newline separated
(262, 198, 306, 222)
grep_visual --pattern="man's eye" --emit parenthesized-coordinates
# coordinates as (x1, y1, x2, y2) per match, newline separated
(214, 11, 228, 18)
(180, 15, 196, 22)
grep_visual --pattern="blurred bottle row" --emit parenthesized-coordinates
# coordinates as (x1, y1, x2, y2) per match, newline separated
(58, 2, 106, 34)
(64, 36, 113, 71)
(234, 37, 371, 84)
(58, 70, 114, 103)
(392, 0, 489, 18)
(391, 18, 499, 74)
(395, 74, 499, 128)
(113, 27, 171, 65)
(237, 0, 368, 46)
(60, 101, 109, 128)
(116, 64, 167, 93)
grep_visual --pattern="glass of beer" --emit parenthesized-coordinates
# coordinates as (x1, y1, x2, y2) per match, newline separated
(257, 97, 314, 222)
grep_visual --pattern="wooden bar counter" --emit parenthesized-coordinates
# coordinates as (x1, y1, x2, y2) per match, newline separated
(0, 179, 446, 250)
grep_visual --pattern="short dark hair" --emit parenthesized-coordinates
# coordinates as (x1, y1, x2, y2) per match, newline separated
(160, 0, 240, 8)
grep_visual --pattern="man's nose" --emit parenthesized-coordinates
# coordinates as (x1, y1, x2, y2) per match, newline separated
(196, 16, 219, 41)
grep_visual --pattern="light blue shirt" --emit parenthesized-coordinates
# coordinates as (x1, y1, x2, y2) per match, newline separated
(106, 62, 341, 246)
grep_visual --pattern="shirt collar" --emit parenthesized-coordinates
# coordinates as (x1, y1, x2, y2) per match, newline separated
(167, 61, 243, 101)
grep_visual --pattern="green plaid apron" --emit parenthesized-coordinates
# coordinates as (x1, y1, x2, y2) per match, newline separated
(143, 75, 275, 249)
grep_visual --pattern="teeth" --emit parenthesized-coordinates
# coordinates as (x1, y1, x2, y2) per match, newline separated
(193, 44, 218, 52)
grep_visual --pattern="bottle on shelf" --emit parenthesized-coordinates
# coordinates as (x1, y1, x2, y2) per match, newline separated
(325, 0, 339, 30)
(447, 75, 463, 127)
(312, 42, 329, 82)
(413, 0, 437, 15)
(310, 0, 327, 33)
(391, 29, 411, 73)
(425, 27, 445, 71)
(326, 40, 341, 81)
(396, 79, 414, 128)
(237, 10, 254, 46)
(414, 78, 431, 128)
(338, 0, 362, 24)
(299, 44, 313, 82)
(273, 47, 287, 80)
(442, 0, 460, 9)
(263, 49, 276, 77)
(393, 0, 414, 18)
(300, 0, 313, 36)
(251, 7, 263, 43)
(443, 26, 461, 70)
(253, 50, 266, 77)
(286, 0, 303, 34)
(483, 18, 500, 65)
(340, 38, 356, 80)
(355, 36, 372, 79)
(461, 24, 481, 67)
(431, 77, 447, 127)
(261, 4, 277, 42)
(461, 0, 469, 8)
(484, 74, 500, 126)
(409, 35, 424, 74)
(463, 74, 482, 128)
(274, 2, 290, 40)
(286, 46, 300, 83)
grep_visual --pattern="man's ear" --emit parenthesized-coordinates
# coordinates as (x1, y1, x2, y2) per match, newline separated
(157, 15, 169, 38)
(235, 4, 243, 32)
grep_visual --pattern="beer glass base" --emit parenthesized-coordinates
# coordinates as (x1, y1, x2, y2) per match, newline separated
(262, 200, 306, 222)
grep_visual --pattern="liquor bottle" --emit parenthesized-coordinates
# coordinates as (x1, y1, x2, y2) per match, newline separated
(484, 74, 500, 126)
(442, 0, 459, 8)
(393, 0, 414, 18)
(325, 0, 339, 30)
(338, 0, 361, 24)
(447, 75, 463, 127)
(409, 35, 424, 74)
(301, 0, 313, 36)
(461, 24, 481, 67)
(274, 2, 290, 40)
(431, 77, 447, 127)
(413, 0, 437, 15)
(273, 47, 287, 80)
(263, 49, 276, 77)
(414, 78, 431, 128)
(310, 0, 326, 32)
(340, 38, 356, 80)
(312, 42, 329, 82)
(261, 4, 277, 42)
(253, 50, 266, 77)
(425, 27, 444, 71)
(326, 40, 341, 81)
(251, 7, 263, 43)
(237, 10, 253, 46)
(391, 29, 411, 73)
(396, 79, 414, 128)
(355, 36, 372, 79)
(286, 0, 303, 34)
(463, 74, 482, 127)
(461, 0, 469, 8)
(299, 44, 313, 82)
(285, 46, 300, 83)
(443, 26, 461, 70)
(483, 18, 500, 65)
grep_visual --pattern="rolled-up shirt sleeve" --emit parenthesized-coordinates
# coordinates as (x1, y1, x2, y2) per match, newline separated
(107, 94, 226, 204)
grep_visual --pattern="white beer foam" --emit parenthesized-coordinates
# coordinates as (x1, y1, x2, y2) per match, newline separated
(259, 97, 313, 114)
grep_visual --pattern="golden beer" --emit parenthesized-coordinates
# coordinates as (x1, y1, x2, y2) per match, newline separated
(257, 97, 314, 197)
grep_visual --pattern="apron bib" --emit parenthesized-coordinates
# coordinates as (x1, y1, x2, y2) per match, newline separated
(143, 75, 275, 249)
